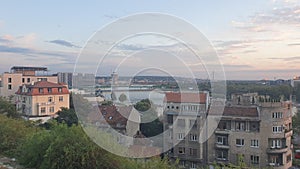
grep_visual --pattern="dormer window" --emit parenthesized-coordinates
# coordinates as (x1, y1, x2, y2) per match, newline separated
(58, 88, 62, 93)
(39, 88, 44, 93)
(48, 88, 52, 93)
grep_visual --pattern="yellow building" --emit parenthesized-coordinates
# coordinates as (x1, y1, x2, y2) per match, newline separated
(15, 81, 69, 121)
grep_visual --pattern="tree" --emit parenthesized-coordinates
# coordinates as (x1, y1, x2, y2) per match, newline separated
(134, 99, 163, 138)
(119, 93, 127, 102)
(55, 107, 78, 127)
(0, 97, 20, 118)
(0, 114, 36, 157)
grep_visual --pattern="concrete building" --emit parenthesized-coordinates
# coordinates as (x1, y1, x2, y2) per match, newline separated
(0, 66, 57, 98)
(57, 72, 73, 89)
(15, 81, 69, 121)
(164, 92, 293, 169)
(208, 93, 293, 169)
(291, 76, 300, 87)
(163, 92, 210, 169)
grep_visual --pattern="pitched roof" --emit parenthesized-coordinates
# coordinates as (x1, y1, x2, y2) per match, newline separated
(15, 81, 69, 96)
(28, 81, 66, 88)
(164, 92, 207, 104)
(222, 106, 259, 117)
(92, 105, 133, 129)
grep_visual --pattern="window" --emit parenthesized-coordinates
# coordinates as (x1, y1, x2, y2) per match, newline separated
(8, 78, 12, 83)
(22, 78, 25, 83)
(58, 88, 62, 92)
(167, 115, 173, 124)
(251, 139, 259, 148)
(41, 107, 46, 114)
(190, 119, 197, 128)
(271, 139, 282, 148)
(177, 133, 185, 140)
(236, 121, 245, 131)
(178, 147, 185, 154)
(236, 139, 244, 146)
(189, 148, 197, 156)
(190, 162, 197, 169)
(49, 107, 54, 113)
(179, 161, 185, 168)
(177, 119, 185, 127)
(216, 150, 228, 160)
(48, 88, 52, 93)
(272, 126, 283, 133)
(269, 155, 280, 165)
(189, 134, 198, 141)
(48, 97, 53, 102)
(272, 112, 283, 118)
(251, 155, 259, 164)
(8, 84, 12, 90)
(37, 78, 47, 81)
(27, 78, 30, 83)
(39, 88, 44, 93)
(59, 96, 63, 102)
(217, 136, 228, 145)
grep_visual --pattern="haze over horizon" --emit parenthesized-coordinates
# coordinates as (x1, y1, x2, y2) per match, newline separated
(0, 0, 299, 80)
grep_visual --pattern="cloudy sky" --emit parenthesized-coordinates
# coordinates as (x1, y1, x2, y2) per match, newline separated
(0, 0, 299, 80)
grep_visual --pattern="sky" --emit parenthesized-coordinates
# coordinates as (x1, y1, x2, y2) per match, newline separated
(0, 0, 299, 80)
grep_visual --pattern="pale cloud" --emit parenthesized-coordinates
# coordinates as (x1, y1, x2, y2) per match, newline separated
(47, 39, 80, 48)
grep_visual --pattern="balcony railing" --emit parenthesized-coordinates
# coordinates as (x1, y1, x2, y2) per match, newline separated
(215, 143, 229, 149)
(267, 146, 288, 153)
(37, 102, 56, 106)
(285, 129, 293, 137)
(215, 129, 230, 134)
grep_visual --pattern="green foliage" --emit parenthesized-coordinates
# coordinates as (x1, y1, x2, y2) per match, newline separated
(134, 99, 151, 112)
(101, 100, 113, 106)
(19, 124, 119, 169)
(55, 107, 78, 126)
(293, 111, 300, 134)
(0, 97, 19, 118)
(119, 93, 127, 102)
(0, 114, 36, 157)
(226, 83, 292, 100)
(134, 99, 163, 138)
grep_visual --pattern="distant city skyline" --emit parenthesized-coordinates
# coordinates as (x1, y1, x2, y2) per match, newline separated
(0, 0, 299, 80)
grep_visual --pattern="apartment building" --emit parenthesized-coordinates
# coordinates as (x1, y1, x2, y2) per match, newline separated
(208, 93, 293, 169)
(163, 92, 210, 169)
(15, 81, 69, 121)
(0, 66, 57, 98)
(57, 72, 73, 89)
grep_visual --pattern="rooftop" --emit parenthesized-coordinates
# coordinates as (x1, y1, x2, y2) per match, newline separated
(164, 92, 207, 104)
(11, 66, 48, 72)
(15, 81, 69, 96)
(221, 106, 259, 117)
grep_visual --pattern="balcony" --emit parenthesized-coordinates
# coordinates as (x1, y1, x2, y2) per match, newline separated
(37, 102, 55, 106)
(215, 143, 229, 149)
(284, 129, 293, 137)
(215, 129, 230, 135)
(269, 163, 283, 168)
(267, 146, 288, 153)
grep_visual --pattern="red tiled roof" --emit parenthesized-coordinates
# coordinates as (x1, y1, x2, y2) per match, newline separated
(15, 81, 69, 96)
(89, 105, 133, 129)
(222, 106, 258, 117)
(29, 81, 65, 88)
(164, 92, 207, 104)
